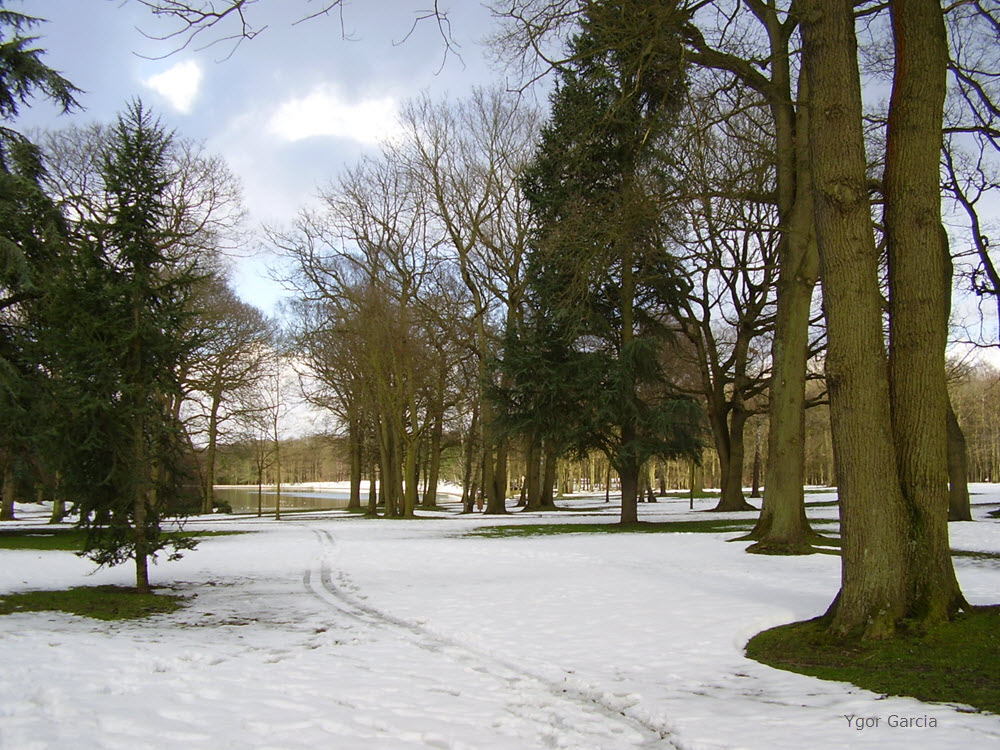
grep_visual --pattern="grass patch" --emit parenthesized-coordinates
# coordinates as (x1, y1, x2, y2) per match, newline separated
(470, 518, 757, 538)
(746, 607, 1000, 714)
(0, 528, 90, 551)
(0, 528, 240, 551)
(0, 585, 185, 621)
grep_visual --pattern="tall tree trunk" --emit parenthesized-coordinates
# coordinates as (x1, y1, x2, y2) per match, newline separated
(1, 462, 16, 521)
(750, 426, 762, 499)
(800, 0, 910, 638)
(524, 434, 543, 510)
(460, 405, 479, 513)
(941, 218, 973, 523)
(133, 418, 151, 594)
(884, 0, 964, 623)
(201, 392, 222, 514)
(711, 407, 754, 511)
(347, 416, 363, 511)
(273, 439, 281, 521)
(422, 412, 443, 508)
(947, 402, 972, 521)
(48, 474, 66, 524)
(619, 424, 639, 524)
(403, 436, 419, 518)
(751, 70, 821, 550)
(487, 437, 509, 514)
(540, 442, 558, 509)
(367, 460, 379, 517)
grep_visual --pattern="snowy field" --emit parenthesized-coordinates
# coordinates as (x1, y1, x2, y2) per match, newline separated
(2, 485, 999, 750)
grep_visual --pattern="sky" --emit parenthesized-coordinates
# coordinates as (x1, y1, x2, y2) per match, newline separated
(13, 0, 511, 315)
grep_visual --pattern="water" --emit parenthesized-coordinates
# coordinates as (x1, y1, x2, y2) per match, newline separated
(213, 487, 352, 514)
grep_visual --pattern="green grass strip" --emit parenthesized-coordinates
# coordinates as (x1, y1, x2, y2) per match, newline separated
(0, 528, 239, 551)
(746, 607, 1000, 714)
(0, 585, 185, 621)
(469, 519, 757, 538)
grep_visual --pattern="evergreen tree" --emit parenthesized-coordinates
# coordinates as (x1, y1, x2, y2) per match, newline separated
(0, 6, 78, 519)
(516, 0, 703, 524)
(44, 101, 200, 592)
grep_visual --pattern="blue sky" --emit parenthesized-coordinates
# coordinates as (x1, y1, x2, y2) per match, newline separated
(14, 0, 505, 314)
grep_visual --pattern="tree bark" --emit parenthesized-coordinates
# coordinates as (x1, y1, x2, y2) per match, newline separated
(201, 391, 222, 514)
(947, 401, 972, 521)
(883, 0, 964, 622)
(422, 412, 443, 508)
(367, 460, 378, 517)
(524, 434, 543, 510)
(751, 55, 821, 551)
(800, 0, 909, 638)
(710, 407, 754, 511)
(348, 416, 363, 511)
(541, 442, 558, 508)
(1, 462, 15, 521)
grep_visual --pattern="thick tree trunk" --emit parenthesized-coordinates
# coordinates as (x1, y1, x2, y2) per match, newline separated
(540, 442, 558, 508)
(710, 408, 754, 511)
(748, 261, 819, 551)
(884, 0, 964, 623)
(751, 68, 820, 551)
(619, 466, 639, 524)
(800, 0, 909, 638)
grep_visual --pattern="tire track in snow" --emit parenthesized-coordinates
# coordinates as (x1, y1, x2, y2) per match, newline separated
(301, 524, 682, 749)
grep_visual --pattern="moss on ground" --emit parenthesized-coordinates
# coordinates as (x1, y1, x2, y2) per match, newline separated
(746, 607, 1000, 714)
(0, 585, 185, 621)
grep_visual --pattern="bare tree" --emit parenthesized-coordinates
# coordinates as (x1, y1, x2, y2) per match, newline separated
(131, 0, 458, 61)
(398, 87, 539, 515)
(182, 277, 276, 513)
(672, 90, 779, 514)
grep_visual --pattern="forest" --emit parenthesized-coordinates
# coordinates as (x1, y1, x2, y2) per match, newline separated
(1, 0, 999, 647)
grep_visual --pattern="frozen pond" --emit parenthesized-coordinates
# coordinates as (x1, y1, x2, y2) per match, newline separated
(213, 486, 352, 514)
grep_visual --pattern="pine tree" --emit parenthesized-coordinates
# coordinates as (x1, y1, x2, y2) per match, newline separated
(45, 101, 201, 592)
(516, 0, 703, 524)
(0, 6, 78, 519)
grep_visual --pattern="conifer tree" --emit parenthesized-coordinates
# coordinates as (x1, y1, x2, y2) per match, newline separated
(518, 0, 703, 524)
(45, 101, 200, 592)
(0, 5, 78, 520)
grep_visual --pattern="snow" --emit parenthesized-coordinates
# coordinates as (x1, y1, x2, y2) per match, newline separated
(2, 486, 999, 749)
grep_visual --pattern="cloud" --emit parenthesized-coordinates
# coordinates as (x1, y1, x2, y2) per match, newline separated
(143, 61, 203, 114)
(266, 86, 400, 145)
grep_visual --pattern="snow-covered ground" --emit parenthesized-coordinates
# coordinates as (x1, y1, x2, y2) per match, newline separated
(2, 486, 999, 750)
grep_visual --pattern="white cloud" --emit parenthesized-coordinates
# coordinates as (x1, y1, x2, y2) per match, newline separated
(266, 86, 400, 145)
(143, 60, 203, 114)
